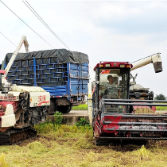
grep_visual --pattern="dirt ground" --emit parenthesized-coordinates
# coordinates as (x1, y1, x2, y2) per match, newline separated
(63, 110, 88, 116)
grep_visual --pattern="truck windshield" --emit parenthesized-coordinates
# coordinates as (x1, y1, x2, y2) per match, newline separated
(99, 68, 130, 113)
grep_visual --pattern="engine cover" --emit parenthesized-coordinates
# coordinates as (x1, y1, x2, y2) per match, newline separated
(29, 92, 50, 107)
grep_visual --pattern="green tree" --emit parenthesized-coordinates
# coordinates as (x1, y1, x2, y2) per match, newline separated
(155, 94, 166, 100)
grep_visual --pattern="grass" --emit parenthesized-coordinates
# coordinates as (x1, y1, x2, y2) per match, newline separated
(156, 106, 167, 111)
(72, 104, 167, 111)
(72, 104, 88, 110)
(1, 123, 167, 166)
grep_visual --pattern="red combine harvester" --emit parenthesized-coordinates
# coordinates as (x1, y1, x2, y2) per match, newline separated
(88, 61, 167, 145)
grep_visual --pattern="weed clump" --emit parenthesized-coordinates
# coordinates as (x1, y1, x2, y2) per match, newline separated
(55, 128, 64, 138)
(76, 118, 90, 127)
(84, 129, 93, 139)
(0, 153, 8, 167)
(35, 123, 55, 134)
(27, 141, 47, 154)
(134, 145, 151, 160)
(54, 112, 63, 125)
(60, 125, 71, 132)
(85, 151, 98, 162)
(73, 137, 95, 149)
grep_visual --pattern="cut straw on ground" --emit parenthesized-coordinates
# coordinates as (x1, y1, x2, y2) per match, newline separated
(1, 123, 167, 167)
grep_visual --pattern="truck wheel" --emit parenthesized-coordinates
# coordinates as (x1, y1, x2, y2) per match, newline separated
(58, 106, 71, 113)
(48, 100, 55, 115)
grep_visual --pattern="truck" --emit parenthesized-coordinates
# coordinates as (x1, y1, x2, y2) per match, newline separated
(2, 48, 89, 114)
(88, 61, 167, 145)
(0, 36, 50, 145)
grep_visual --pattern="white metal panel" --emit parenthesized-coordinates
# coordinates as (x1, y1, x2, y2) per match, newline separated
(87, 82, 93, 126)
(29, 92, 50, 107)
(0, 91, 20, 101)
(1, 104, 16, 127)
(1, 115, 16, 127)
(7, 91, 21, 96)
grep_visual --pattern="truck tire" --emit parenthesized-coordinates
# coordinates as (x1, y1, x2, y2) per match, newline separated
(58, 105, 71, 113)
(48, 100, 56, 115)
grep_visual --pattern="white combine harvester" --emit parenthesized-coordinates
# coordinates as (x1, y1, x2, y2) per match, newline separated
(0, 36, 50, 145)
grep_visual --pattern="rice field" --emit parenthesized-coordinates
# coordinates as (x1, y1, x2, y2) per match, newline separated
(1, 123, 167, 167)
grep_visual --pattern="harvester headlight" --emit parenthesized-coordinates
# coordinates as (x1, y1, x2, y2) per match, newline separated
(120, 64, 125, 68)
(105, 64, 110, 67)
(126, 64, 131, 68)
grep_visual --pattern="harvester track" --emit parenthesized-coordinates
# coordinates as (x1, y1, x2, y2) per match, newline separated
(0, 127, 37, 145)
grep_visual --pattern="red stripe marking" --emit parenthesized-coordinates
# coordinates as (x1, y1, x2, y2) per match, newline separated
(0, 70, 6, 74)
(37, 101, 50, 106)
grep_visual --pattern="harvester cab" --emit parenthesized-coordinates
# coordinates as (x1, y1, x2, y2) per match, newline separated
(88, 61, 167, 145)
(92, 62, 132, 117)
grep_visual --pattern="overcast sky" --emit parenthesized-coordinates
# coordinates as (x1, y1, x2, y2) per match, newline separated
(0, 0, 167, 96)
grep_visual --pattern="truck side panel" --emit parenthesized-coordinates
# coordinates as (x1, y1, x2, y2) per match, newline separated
(6, 58, 89, 105)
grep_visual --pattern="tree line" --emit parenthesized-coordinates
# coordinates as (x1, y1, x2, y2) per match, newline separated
(155, 94, 166, 100)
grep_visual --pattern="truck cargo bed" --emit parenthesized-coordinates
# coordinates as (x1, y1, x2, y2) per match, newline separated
(3, 49, 89, 105)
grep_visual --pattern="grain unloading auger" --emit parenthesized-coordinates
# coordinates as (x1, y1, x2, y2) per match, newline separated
(88, 61, 167, 145)
(130, 53, 162, 100)
(0, 36, 50, 145)
(130, 52, 162, 73)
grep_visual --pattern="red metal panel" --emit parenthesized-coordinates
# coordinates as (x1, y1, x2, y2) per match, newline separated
(94, 62, 133, 71)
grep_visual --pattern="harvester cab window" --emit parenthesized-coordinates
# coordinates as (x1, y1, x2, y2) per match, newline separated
(99, 68, 129, 113)
(99, 69, 129, 100)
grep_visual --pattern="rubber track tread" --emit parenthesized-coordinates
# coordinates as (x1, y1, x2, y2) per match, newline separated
(0, 127, 37, 145)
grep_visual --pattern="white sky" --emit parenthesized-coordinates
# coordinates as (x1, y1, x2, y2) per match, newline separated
(0, 0, 167, 96)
